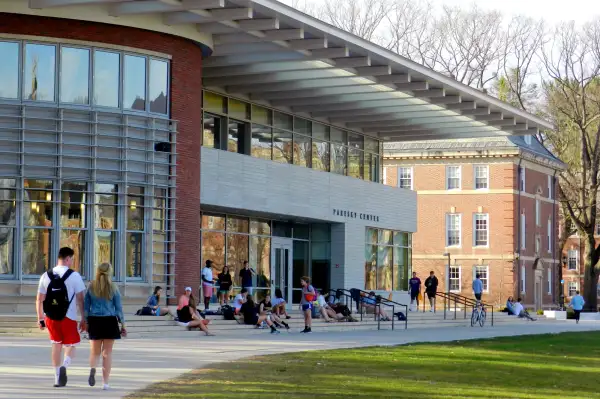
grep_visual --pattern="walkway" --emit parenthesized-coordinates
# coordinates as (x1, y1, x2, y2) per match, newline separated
(1, 321, 599, 399)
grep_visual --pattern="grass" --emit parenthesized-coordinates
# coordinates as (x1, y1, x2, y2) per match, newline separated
(130, 332, 600, 399)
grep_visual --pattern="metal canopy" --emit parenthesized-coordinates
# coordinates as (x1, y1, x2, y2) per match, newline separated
(24, 0, 554, 141)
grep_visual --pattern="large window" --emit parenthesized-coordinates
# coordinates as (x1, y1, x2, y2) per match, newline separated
(520, 212, 526, 249)
(201, 91, 381, 183)
(568, 281, 578, 297)
(60, 182, 87, 274)
(0, 179, 16, 275)
(568, 250, 578, 270)
(364, 228, 412, 291)
(474, 265, 489, 292)
(474, 165, 488, 189)
(446, 214, 461, 247)
(23, 180, 54, 275)
(126, 186, 144, 279)
(473, 213, 489, 247)
(398, 167, 412, 189)
(448, 266, 461, 292)
(0, 39, 170, 115)
(446, 166, 461, 190)
(94, 184, 117, 275)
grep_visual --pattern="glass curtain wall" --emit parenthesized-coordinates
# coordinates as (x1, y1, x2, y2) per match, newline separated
(365, 228, 412, 291)
(201, 91, 381, 183)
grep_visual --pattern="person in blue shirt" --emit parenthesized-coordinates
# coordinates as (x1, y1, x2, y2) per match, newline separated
(569, 291, 585, 324)
(472, 274, 483, 302)
(408, 272, 421, 311)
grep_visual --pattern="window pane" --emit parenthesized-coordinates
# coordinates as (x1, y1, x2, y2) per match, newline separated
(94, 51, 120, 108)
(250, 235, 270, 286)
(378, 229, 393, 245)
(331, 144, 347, 175)
(252, 104, 272, 125)
(60, 47, 89, 104)
(228, 119, 249, 154)
(0, 42, 19, 99)
(124, 55, 146, 111)
(312, 140, 330, 172)
(61, 201, 86, 229)
(348, 132, 364, 150)
(293, 224, 310, 240)
(251, 124, 272, 160)
(474, 266, 488, 291)
(364, 245, 377, 290)
(227, 216, 249, 233)
(60, 230, 84, 274)
(364, 153, 373, 182)
(203, 113, 222, 149)
(0, 201, 16, 226)
(94, 231, 115, 270)
(474, 214, 488, 246)
(348, 148, 363, 179)
(292, 134, 311, 168)
(22, 228, 51, 275)
(273, 130, 292, 164)
(127, 195, 144, 230)
(96, 204, 116, 229)
(272, 222, 292, 237)
(449, 266, 460, 291)
(202, 214, 225, 230)
(229, 98, 250, 120)
(201, 231, 225, 271)
(313, 123, 329, 140)
(365, 136, 379, 153)
(203, 91, 226, 114)
(394, 246, 410, 291)
(294, 117, 311, 135)
(330, 128, 346, 144)
(377, 246, 392, 291)
(0, 227, 14, 274)
(24, 44, 56, 101)
(250, 219, 270, 235)
(25, 201, 53, 227)
(365, 228, 378, 244)
(227, 233, 249, 278)
(274, 111, 293, 130)
(394, 231, 409, 247)
(126, 232, 143, 278)
(149, 59, 168, 114)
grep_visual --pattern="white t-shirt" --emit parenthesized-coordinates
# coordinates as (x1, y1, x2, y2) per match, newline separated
(38, 265, 86, 321)
(202, 267, 214, 286)
(317, 295, 327, 308)
(233, 294, 245, 310)
(512, 302, 524, 316)
(272, 297, 285, 307)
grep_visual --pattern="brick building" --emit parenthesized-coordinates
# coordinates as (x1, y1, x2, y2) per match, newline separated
(384, 136, 564, 310)
(561, 232, 600, 303)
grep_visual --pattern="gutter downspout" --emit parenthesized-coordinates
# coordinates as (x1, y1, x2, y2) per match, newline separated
(517, 159, 523, 296)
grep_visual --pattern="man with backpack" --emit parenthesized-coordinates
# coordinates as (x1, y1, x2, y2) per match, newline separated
(36, 247, 86, 388)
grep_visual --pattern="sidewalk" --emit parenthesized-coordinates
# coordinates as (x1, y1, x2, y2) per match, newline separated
(1, 321, 598, 399)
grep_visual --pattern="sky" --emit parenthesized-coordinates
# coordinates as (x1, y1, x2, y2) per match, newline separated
(281, 0, 600, 24)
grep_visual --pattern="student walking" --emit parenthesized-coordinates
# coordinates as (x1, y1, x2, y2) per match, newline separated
(201, 260, 215, 310)
(300, 276, 316, 333)
(569, 291, 585, 324)
(36, 247, 86, 388)
(408, 272, 421, 311)
(424, 271, 439, 312)
(85, 263, 127, 390)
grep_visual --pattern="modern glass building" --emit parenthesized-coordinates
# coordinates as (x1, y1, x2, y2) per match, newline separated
(0, 0, 552, 307)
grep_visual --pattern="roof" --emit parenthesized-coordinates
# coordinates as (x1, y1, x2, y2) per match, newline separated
(384, 136, 565, 169)
(10, 0, 554, 141)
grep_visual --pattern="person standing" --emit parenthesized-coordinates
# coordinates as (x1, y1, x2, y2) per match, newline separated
(36, 247, 86, 388)
(217, 265, 233, 307)
(408, 272, 421, 311)
(201, 260, 215, 311)
(239, 261, 256, 298)
(569, 291, 585, 324)
(300, 276, 316, 333)
(472, 274, 483, 303)
(85, 263, 127, 390)
(424, 271, 439, 312)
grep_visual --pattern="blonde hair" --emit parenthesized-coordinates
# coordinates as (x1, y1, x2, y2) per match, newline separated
(89, 263, 116, 300)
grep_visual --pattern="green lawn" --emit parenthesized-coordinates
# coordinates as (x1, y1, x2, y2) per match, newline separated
(130, 332, 600, 399)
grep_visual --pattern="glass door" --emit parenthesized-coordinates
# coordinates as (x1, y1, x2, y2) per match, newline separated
(271, 237, 293, 308)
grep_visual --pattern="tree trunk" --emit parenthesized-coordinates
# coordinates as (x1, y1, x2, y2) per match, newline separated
(583, 233, 599, 311)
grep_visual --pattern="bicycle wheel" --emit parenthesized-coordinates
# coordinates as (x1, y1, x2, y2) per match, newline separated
(479, 309, 487, 327)
(470, 310, 478, 327)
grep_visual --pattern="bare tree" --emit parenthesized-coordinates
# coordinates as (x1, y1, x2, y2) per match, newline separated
(317, 0, 392, 43)
(540, 20, 600, 311)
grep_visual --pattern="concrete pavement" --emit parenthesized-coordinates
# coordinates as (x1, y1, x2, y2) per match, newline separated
(0, 321, 598, 399)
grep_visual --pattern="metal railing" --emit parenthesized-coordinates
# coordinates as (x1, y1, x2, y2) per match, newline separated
(340, 288, 408, 330)
(420, 291, 494, 327)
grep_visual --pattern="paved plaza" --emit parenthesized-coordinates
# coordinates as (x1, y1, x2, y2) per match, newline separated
(0, 321, 599, 399)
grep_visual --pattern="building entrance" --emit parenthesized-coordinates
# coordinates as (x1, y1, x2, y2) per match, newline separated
(271, 237, 293, 309)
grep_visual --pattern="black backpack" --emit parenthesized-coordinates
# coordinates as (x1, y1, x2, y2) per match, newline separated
(222, 305, 235, 320)
(43, 269, 75, 321)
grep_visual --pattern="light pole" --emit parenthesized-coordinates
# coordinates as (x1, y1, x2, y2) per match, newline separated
(443, 253, 451, 312)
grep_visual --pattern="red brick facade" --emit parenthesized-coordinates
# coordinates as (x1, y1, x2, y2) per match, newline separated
(384, 157, 560, 309)
(562, 236, 600, 302)
(0, 14, 203, 299)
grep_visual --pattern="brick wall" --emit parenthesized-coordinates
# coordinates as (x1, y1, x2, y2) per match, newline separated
(0, 14, 203, 300)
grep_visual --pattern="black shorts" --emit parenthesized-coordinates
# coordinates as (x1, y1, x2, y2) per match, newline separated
(244, 315, 259, 325)
(88, 316, 121, 340)
(475, 293, 482, 301)
(426, 291, 436, 298)
(177, 308, 192, 323)
(410, 291, 419, 300)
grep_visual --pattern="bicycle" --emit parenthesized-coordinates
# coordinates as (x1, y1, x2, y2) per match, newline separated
(470, 301, 486, 327)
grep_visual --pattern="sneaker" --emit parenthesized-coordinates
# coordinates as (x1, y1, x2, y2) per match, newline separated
(286, 316, 291, 319)
(300, 328, 308, 333)
(429, 309, 434, 313)
(283, 322, 290, 330)
(57, 366, 67, 387)
(305, 328, 312, 333)
(273, 322, 282, 328)
(88, 368, 96, 387)
(102, 384, 110, 391)
(255, 324, 265, 329)
(271, 329, 281, 334)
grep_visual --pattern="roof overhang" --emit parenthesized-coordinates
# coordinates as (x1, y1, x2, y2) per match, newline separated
(12, 0, 555, 141)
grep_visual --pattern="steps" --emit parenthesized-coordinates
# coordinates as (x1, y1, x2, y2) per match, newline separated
(0, 308, 549, 338)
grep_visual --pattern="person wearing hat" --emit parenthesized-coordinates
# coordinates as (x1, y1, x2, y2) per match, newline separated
(176, 286, 193, 321)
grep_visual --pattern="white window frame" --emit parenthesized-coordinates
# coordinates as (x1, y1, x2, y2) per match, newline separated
(520, 167, 526, 192)
(397, 166, 413, 190)
(567, 250, 578, 270)
(548, 175, 553, 199)
(547, 219, 552, 253)
(473, 213, 489, 247)
(446, 165, 461, 190)
(547, 267, 552, 295)
(447, 265, 461, 293)
(473, 165, 489, 190)
(520, 212, 526, 250)
(535, 198, 540, 226)
(568, 281, 578, 297)
(520, 265, 526, 294)
(446, 213, 461, 247)
(473, 265, 489, 293)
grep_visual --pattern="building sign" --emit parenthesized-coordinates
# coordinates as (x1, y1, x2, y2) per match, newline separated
(332, 208, 380, 222)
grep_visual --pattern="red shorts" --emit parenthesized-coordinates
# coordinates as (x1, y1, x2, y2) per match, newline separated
(46, 317, 80, 346)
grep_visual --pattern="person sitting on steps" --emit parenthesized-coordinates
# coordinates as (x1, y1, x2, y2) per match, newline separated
(178, 294, 214, 336)
(512, 298, 536, 321)
(241, 296, 280, 334)
(259, 294, 289, 330)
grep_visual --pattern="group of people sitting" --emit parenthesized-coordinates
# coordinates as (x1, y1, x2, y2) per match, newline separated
(504, 297, 536, 321)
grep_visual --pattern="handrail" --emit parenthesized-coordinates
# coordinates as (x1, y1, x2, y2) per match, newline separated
(427, 291, 494, 327)
(346, 288, 409, 330)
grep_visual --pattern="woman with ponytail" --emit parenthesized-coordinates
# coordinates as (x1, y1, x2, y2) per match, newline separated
(84, 263, 126, 391)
